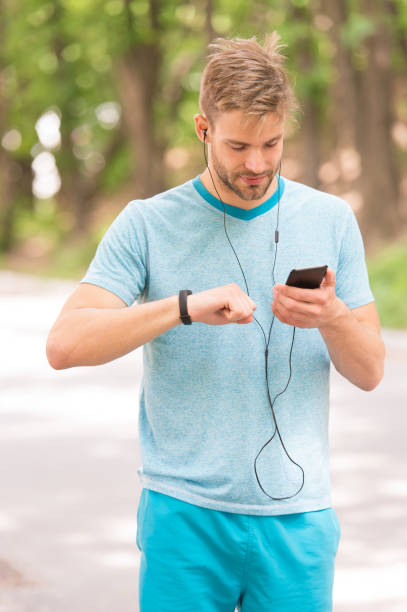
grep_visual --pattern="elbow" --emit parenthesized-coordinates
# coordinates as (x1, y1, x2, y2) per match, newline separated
(361, 365, 385, 392)
(361, 379, 380, 392)
(361, 341, 386, 391)
(46, 335, 70, 370)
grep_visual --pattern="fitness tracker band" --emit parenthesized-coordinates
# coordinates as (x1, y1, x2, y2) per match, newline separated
(179, 290, 192, 325)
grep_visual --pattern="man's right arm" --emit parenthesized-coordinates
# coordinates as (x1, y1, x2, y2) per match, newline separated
(46, 283, 181, 369)
(46, 282, 257, 370)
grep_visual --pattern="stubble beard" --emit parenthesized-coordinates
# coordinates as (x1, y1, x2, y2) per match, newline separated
(211, 148, 280, 202)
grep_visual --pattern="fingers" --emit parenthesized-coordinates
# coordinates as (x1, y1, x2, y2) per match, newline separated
(223, 306, 254, 323)
(272, 301, 312, 328)
(320, 268, 336, 287)
(275, 284, 325, 304)
(275, 292, 322, 318)
(236, 316, 254, 324)
(226, 284, 257, 323)
(236, 295, 256, 321)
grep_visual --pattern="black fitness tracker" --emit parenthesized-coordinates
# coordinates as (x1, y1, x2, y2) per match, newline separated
(179, 290, 192, 325)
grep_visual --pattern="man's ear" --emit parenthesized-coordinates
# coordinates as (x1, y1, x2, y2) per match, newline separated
(193, 113, 209, 143)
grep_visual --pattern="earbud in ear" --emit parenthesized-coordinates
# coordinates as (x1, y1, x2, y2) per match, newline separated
(203, 128, 207, 140)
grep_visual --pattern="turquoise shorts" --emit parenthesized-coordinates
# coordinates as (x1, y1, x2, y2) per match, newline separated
(136, 488, 341, 612)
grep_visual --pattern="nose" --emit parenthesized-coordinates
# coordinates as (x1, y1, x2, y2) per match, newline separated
(244, 149, 266, 175)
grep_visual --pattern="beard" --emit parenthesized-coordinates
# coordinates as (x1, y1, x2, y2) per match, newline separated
(210, 145, 280, 202)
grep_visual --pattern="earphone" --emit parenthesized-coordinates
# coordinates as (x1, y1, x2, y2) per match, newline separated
(202, 127, 305, 501)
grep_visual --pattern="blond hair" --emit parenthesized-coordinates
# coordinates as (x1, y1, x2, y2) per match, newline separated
(199, 32, 299, 127)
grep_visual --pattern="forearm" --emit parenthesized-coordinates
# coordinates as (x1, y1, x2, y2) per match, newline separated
(46, 295, 181, 369)
(318, 300, 385, 391)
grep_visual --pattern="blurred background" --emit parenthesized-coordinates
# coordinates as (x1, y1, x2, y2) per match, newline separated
(0, 0, 406, 326)
(1, 1, 407, 611)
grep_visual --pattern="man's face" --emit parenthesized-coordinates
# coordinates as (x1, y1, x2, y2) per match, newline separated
(208, 109, 285, 202)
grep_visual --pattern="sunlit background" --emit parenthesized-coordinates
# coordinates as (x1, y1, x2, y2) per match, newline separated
(0, 0, 406, 329)
(1, 1, 406, 611)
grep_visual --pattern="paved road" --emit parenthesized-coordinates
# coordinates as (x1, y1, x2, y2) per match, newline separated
(1, 271, 406, 612)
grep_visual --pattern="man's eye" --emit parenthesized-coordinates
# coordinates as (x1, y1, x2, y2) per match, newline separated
(266, 142, 277, 148)
(230, 145, 245, 151)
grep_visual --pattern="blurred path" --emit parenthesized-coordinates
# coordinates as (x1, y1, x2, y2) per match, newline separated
(0, 271, 406, 612)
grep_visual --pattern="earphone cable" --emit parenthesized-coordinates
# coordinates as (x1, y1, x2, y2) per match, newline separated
(202, 135, 304, 500)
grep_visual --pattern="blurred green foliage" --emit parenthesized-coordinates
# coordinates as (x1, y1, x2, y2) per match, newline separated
(367, 244, 407, 330)
(1, 0, 407, 330)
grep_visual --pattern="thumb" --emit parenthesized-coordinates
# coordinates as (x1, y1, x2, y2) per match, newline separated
(321, 267, 336, 288)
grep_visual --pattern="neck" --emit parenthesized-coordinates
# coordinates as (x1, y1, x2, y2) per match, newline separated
(199, 168, 279, 210)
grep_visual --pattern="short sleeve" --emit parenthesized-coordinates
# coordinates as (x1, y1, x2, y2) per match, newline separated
(79, 202, 147, 307)
(335, 207, 374, 309)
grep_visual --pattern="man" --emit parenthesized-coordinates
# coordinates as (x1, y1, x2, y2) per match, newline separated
(46, 33, 385, 612)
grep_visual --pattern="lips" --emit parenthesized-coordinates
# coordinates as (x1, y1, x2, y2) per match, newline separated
(241, 175, 266, 185)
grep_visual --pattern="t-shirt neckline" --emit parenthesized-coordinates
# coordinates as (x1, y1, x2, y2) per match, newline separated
(192, 174, 285, 221)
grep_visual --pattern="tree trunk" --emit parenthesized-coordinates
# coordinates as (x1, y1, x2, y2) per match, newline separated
(300, 96, 321, 188)
(59, 128, 124, 237)
(290, 6, 324, 188)
(320, 0, 402, 245)
(0, 154, 21, 252)
(355, 6, 400, 238)
(205, 0, 215, 43)
(117, 42, 165, 199)
(351, 3, 401, 239)
(323, 0, 357, 151)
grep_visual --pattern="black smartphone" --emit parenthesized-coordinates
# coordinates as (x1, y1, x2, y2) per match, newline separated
(285, 265, 328, 289)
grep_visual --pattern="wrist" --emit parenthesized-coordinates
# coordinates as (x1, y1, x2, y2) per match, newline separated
(168, 294, 183, 326)
(179, 290, 193, 325)
(319, 297, 350, 331)
(187, 293, 200, 323)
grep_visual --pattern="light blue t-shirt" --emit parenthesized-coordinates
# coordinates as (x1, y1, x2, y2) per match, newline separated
(80, 175, 374, 515)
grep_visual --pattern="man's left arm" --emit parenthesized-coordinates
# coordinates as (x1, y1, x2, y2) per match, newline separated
(271, 269, 385, 391)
